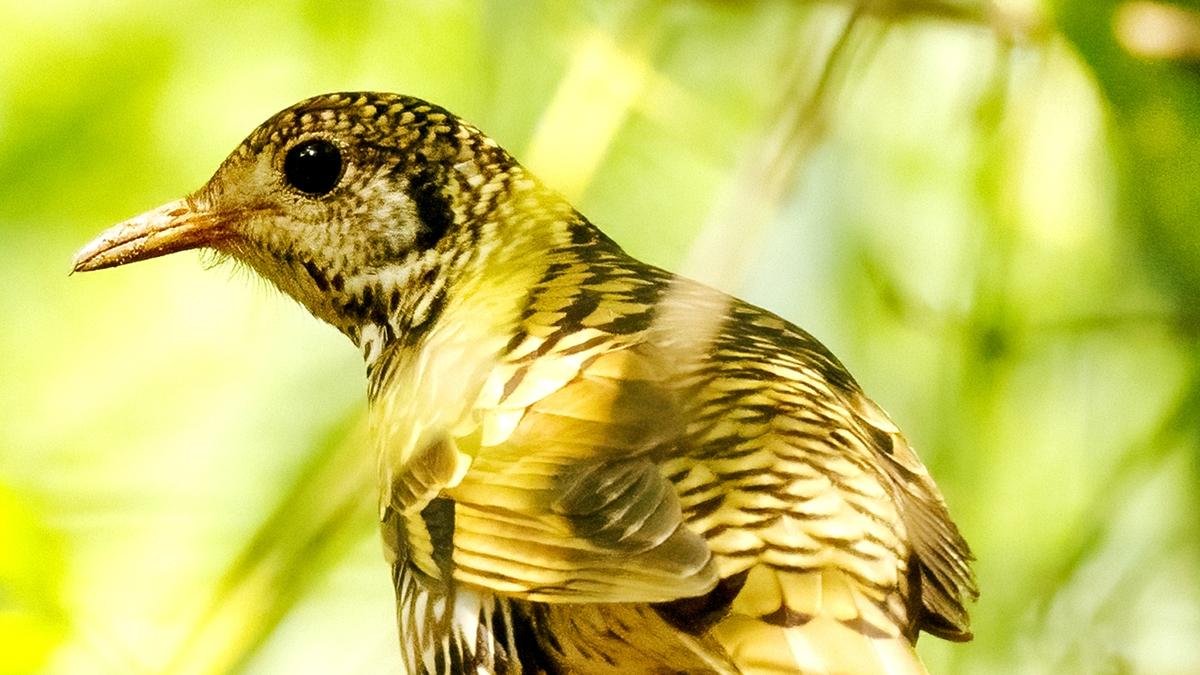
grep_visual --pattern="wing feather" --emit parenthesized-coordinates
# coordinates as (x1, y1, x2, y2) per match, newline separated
(850, 393, 978, 640)
(444, 345, 720, 603)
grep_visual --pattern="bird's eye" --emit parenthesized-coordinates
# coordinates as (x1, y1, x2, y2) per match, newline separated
(283, 139, 343, 196)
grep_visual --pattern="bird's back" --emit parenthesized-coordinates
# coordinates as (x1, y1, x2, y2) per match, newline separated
(376, 222, 974, 674)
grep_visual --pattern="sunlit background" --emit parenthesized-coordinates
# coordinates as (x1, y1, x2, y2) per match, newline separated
(2, 1, 1199, 673)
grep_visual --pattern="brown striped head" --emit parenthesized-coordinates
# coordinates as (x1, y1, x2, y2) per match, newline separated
(74, 92, 519, 340)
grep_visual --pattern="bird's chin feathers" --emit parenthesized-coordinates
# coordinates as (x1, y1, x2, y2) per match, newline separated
(200, 248, 277, 296)
(200, 247, 325, 320)
(199, 248, 235, 272)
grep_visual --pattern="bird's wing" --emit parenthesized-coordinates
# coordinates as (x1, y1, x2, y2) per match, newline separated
(443, 344, 720, 603)
(848, 393, 978, 640)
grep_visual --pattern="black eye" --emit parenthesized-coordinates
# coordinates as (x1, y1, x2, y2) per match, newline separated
(283, 139, 343, 196)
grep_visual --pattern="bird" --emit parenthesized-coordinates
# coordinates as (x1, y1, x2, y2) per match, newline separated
(74, 92, 977, 674)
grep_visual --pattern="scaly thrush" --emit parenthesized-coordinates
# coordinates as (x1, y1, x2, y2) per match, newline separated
(75, 92, 976, 674)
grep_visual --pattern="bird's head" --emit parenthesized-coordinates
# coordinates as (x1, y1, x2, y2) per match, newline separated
(74, 92, 548, 342)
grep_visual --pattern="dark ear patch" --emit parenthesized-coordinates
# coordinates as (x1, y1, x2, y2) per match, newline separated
(409, 167, 454, 251)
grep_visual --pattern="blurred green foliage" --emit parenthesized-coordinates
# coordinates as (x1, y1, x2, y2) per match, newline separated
(1, 1, 1198, 673)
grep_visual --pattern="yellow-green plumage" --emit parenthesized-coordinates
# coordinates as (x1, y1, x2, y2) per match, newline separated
(74, 92, 976, 674)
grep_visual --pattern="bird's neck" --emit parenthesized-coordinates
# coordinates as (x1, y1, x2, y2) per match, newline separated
(352, 174, 582, 390)
(359, 177, 599, 508)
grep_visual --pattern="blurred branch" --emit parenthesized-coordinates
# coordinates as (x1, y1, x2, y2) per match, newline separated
(685, 2, 884, 286)
(865, 250, 1198, 342)
(849, 0, 1051, 43)
(868, 236, 1200, 349)
(1041, 310, 1200, 338)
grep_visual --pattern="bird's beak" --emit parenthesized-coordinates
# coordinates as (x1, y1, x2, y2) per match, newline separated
(73, 197, 224, 273)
